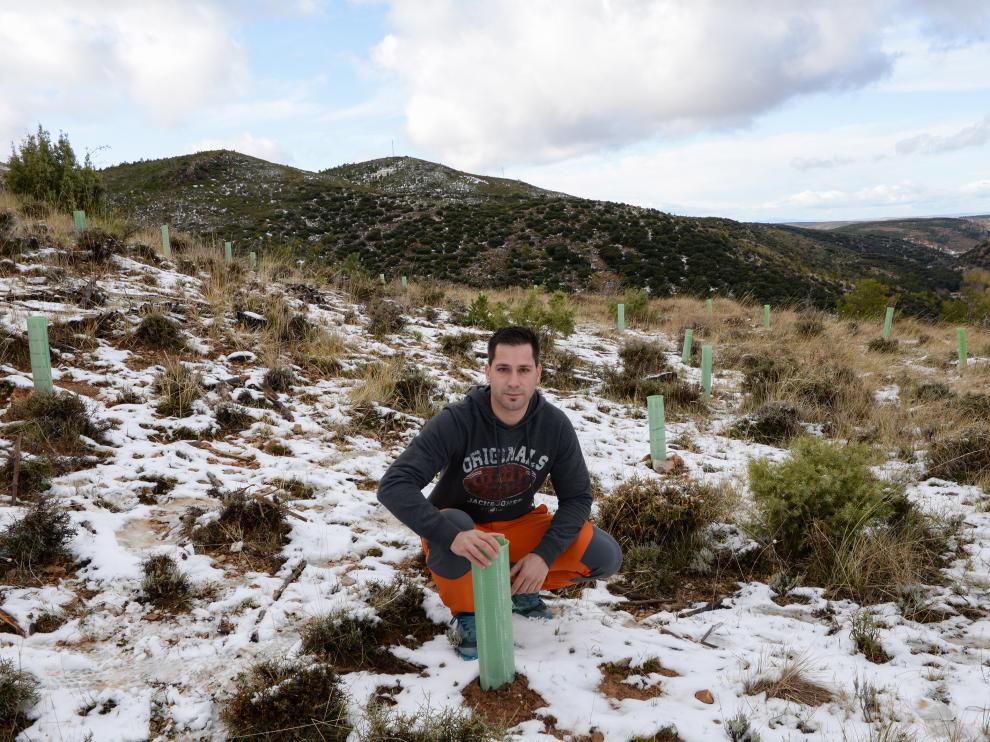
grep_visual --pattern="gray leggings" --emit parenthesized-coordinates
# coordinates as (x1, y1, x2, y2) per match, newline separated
(426, 508, 623, 581)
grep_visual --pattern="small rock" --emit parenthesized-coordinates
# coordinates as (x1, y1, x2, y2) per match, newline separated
(695, 689, 714, 704)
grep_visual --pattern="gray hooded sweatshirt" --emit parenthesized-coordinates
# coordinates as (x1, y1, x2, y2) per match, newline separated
(377, 385, 592, 567)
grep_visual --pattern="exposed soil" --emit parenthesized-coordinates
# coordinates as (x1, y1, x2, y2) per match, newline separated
(461, 673, 548, 730)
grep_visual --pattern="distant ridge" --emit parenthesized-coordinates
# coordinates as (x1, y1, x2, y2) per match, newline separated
(100, 149, 964, 317)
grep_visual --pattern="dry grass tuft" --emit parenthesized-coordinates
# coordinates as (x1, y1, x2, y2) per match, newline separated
(133, 313, 186, 351)
(350, 357, 438, 418)
(926, 423, 990, 487)
(8, 391, 109, 452)
(743, 656, 833, 706)
(141, 554, 192, 610)
(154, 362, 202, 418)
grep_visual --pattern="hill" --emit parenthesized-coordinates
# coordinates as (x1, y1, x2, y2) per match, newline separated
(795, 215, 990, 256)
(101, 150, 963, 315)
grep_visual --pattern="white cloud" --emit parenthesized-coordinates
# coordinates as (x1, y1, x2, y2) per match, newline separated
(0, 1, 247, 146)
(960, 179, 990, 195)
(189, 133, 291, 164)
(371, 0, 990, 169)
(895, 113, 990, 154)
(791, 155, 857, 171)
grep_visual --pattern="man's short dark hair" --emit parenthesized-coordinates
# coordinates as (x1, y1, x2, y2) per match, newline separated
(487, 326, 540, 366)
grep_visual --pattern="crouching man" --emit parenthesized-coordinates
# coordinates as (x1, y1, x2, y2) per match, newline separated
(377, 325, 622, 659)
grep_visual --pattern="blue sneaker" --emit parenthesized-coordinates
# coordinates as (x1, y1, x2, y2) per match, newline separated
(511, 592, 553, 619)
(449, 613, 477, 660)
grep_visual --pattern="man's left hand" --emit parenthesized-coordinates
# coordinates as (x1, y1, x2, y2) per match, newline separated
(509, 553, 549, 594)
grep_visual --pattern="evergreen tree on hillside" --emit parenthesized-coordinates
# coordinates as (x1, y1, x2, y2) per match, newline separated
(5, 125, 105, 213)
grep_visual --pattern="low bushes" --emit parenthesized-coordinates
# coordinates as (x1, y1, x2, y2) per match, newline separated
(365, 298, 406, 337)
(596, 476, 727, 594)
(133, 313, 185, 350)
(301, 576, 438, 672)
(438, 333, 475, 360)
(727, 402, 802, 446)
(0, 659, 40, 740)
(222, 659, 350, 741)
(0, 497, 76, 571)
(141, 554, 192, 610)
(8, 391, 109, 452)
(188, 493, 290, 573)
(749, 437, 956, 603)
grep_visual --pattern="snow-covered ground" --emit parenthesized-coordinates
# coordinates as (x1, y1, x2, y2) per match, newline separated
(1, 252, 988, 741)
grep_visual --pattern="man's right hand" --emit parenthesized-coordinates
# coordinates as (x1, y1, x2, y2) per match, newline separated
(451, 529, 504, 569)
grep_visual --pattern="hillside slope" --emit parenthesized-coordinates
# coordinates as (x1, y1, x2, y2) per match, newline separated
(102, 150, 962, 314)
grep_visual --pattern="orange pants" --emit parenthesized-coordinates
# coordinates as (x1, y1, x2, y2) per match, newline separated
(423, 504, 594, 615)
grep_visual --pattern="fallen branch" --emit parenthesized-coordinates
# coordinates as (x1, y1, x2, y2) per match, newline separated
(0, 608, 25, 637)
(261, 381, 294, 422)
(251, 492, 308, 522)
(678, 598, 729, 618)
(250, 559, 308, 643)
(191, 441, 258, 466)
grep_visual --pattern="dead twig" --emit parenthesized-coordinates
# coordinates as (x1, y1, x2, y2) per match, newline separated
(10, 433, 22, 505)
(250, 559, 308, 643)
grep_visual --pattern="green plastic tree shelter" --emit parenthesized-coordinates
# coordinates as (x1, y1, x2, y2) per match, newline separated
(882, 306, 894, 340)
(957, 328, 968, 369)
(471, 536, 515, 690)
(224, 241, 233, 262)
(763, 304, 771, 328)
(401, 275, 408, 288)
(648, 394, 666, 465)
(701, 344, 713, 398)
(379, 273, 386, 284)
(26, 316, 54, 394)
(681, 328, 694, 365)
(161, 225, 171, 258)
(617, 303, 625, 332)
(706, 298, 713, 314)
(249, 251, 257, 270)
(73, 210, 85, 232)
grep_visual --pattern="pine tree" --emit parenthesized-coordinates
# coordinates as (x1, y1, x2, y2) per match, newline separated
(5, 125, 105, 213)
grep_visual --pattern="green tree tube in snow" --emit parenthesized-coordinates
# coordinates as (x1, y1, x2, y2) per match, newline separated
(617, 303, 625, 332)
(648, 394, 666, 466)
(161, 225, 171, 258)
(882, 306, 894, 340)
(681, 328, 694, 365)
(763, 304, 771, 328)
(472, 536, 515, 690)
(957, 327, 968, 369)
(26, 316, 53, 394)
(701, 344, 713, 399)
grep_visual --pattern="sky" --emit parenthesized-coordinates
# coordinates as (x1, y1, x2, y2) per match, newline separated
(0, 0, 988, 223)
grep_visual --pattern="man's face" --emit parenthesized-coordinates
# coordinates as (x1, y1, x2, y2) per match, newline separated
(485, 343, 542, 422)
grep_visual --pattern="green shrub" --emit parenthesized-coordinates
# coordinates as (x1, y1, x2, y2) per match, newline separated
(461, 292, 510, 330)
(0, 497, 76, 570)
(609, 288, 654, 324)
(748, 437, 905, 565)
(223, 660, 350, 741)
(134, 313, 185, 351)
(0, 658, 40, 740)
(508, 288, 576, 337)
(601, 369, 701, 410)
(542, 347, 583, 390)
(141, 554, 192, 609)
(5, 125, 104, 212)
(301, 610, 381, 669)
(391, 365, 438, 416)
(837, 279, 891, 320)
(794, 315, 825, 338)
(76, 227, 123, 262)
